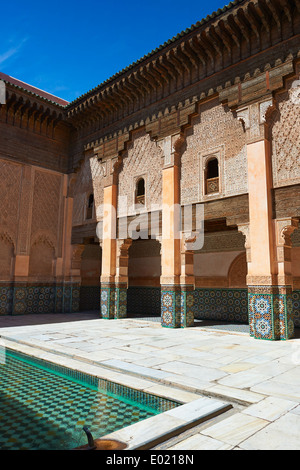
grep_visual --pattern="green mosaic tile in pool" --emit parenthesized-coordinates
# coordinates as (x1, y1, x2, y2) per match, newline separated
(0, 349, 179, 450)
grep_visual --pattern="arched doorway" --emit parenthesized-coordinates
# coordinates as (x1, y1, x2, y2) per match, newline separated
(127, 238, 161, 317)
(193, 224, 248, 325)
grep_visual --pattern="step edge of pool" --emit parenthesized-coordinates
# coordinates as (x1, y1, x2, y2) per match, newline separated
(101, 397, 233, 450)
(0, 335, 260, 407)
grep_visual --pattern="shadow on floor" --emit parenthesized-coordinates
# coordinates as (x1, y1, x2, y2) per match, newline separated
(0, 312, 99, 328)
(0, 312, 299, 338)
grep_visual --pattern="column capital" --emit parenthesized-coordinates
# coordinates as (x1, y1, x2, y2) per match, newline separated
(235, 97, 276, 144)
(180, 232, 195, 286)
(236, 222, 251, 263)
(115, 238, 132, 285)
(274, 217, 299, 286)
(275, 217, 299, 247)
(70, 243, 85, 282)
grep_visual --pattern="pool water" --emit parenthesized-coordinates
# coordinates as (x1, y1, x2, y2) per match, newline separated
(0, 348, 179, 450)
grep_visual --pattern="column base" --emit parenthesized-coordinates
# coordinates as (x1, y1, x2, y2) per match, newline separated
(101, 283, 128, 319)
(161, 285, 194, 328)
(101, 283, 116, 319)
(248, 285, 294, 340)
(180, 285, 195, 328)
(115, 283, 128, 319)
(10, 282, 80, 314)
(161, 285, 181, 328)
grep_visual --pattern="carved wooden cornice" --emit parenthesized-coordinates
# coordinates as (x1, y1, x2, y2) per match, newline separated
(66, 0, 300, 133)
(0, 86, 67, 136)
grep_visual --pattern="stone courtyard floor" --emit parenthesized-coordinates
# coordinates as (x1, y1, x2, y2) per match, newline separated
(0, 312, 299, 450)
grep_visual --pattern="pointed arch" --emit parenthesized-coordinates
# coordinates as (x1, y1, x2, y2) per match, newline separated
(228, 252, 247, 288)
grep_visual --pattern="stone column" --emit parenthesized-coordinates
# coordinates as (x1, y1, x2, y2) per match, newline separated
(100, 183, 118, 319)
(180, 233, 195, 327)
(160, 135, 182, 328)
(237, 100, 297, 340)
(115, 239, 132, 318)
(273, 218, 299, 339)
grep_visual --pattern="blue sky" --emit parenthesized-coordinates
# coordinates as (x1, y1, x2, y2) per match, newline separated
(0, 0, 226, 103)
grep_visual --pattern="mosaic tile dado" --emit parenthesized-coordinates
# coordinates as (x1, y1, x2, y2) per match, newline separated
(2, 281, 299, 340)
(127, 287, 161, 316)
(0, 285, 13, 314)
(180, 287, 195, 328)
(100, 284, 115, 319)
(0, 284, 80, 315)
(293, 291, 300, 328)
(194, 288, 248, 324)
(248, 286, 295, 341)
(115, 285, 128, 319)
(113, 286, 249, 326)
(79, 286, 100, 311)
(126, 287, 248, 326)
(161, 286, 181, 328)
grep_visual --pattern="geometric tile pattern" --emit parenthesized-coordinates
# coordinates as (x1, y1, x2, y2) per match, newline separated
(180, 286, 195, 328)
(194, 288, 248, 324)
(0, 284, 13, 314)
(248, 286, 294, 341)
(161, 285, 181, 328)
(0, 349, 178, 450)
(100, 284, 115, 319)
(293, 291, 300, 328)
(127, 287, 161, 316)
(118, 286, 250, 328)
(0, 284, 80, 316)
(127, 286, 161, 316)
(79, 286, 100, 311)
(114, 284, 127, 319)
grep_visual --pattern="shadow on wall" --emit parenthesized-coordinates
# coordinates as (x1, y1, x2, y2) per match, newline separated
(79, 244, 102, 311)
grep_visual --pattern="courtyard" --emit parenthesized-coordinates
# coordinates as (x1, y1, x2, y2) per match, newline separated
(0, 313, 299, 450)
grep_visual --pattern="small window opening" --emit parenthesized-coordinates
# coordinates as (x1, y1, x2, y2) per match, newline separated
(205, 158, 219, 194)
(136, 178, 145, 205)
(86, 193, 94, 219)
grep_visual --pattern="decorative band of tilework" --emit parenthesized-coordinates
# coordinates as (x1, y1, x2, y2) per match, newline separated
(79, 286, 100, 311)
(293, 291, 300, 328)
(161, 285, 181, 328)
(101, 283, 129, 319)
(194, 288, 248, 324)
(0, 284, 13, 314)
(180, 285, 195, 328)
(3, 283, 80, 315)
(248, 286, 294, 340)
(127, 287, 161, 316)
(100, 283, 116, 319)
(115, 283, 128, 319)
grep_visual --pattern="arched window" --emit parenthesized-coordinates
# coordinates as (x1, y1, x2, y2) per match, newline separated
(135, 178, 145, 205)
(86, 193, 94, 219)
(205, 157, 219, 194)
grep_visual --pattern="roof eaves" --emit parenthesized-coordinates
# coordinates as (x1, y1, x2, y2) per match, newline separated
(1, 75, 68, 108)
(66, 0, 246, 109)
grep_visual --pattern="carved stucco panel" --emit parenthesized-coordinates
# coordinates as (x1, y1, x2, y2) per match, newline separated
(118, 129, 163, 217)
(272, 83, 300, 187)
(31, 169, 62, 250)
(181, 99, 247, 204)
(72, 155, 105, 225)
(0, 159, 22, 246)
